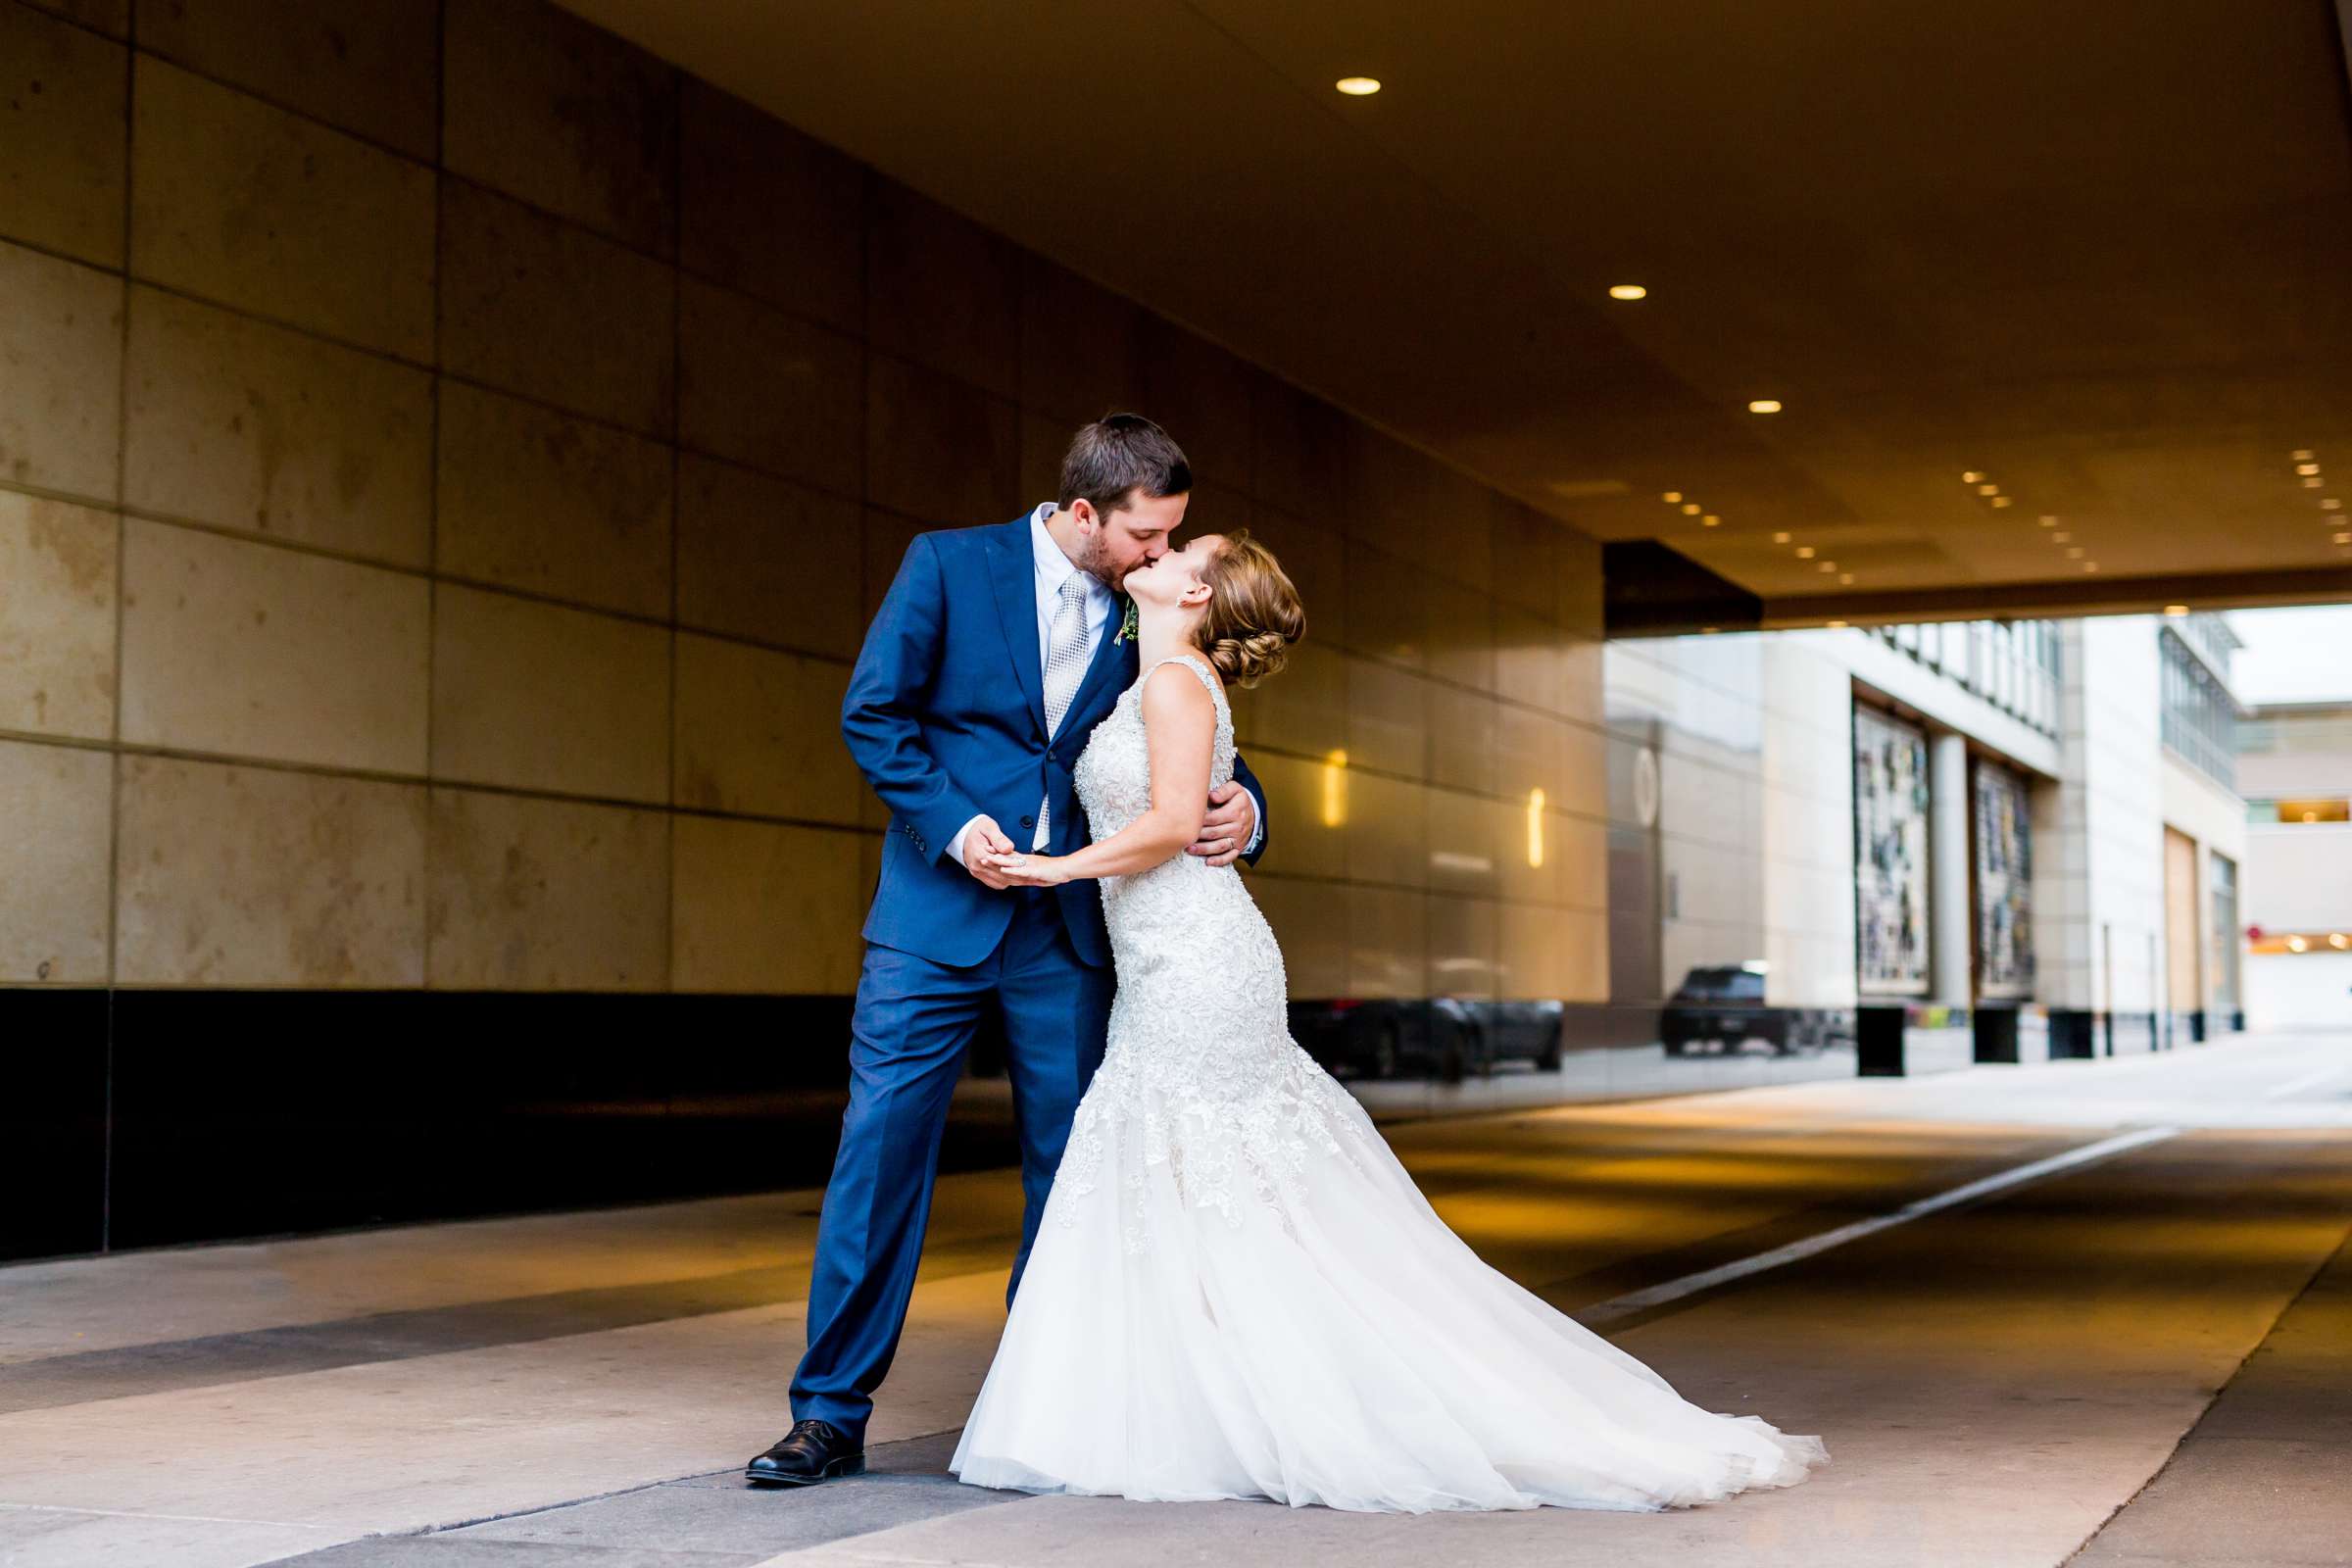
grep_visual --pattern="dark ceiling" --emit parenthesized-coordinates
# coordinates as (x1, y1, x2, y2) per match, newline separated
(559, 0, 2352, 620)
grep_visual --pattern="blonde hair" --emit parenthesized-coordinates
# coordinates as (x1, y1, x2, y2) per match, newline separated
(1197, 530, 1305, 687)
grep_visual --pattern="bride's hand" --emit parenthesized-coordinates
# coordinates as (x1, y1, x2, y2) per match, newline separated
(990, 852, 1072, 887)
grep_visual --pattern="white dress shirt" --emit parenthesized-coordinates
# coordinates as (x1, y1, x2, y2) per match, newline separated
(946, 504, 1260, 869)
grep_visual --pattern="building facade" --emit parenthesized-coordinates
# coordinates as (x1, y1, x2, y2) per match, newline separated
(0, 0, 2265, 1262)
(2237, 701, 2352, 1029)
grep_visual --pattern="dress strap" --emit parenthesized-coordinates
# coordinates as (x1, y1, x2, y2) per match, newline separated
(1144, 652, 1223, 703)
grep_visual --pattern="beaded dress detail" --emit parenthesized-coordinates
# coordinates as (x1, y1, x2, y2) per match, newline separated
(952, 654, 1826, 1512)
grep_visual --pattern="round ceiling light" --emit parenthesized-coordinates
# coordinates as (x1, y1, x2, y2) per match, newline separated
(1610, 284, 1648, 301)
(1747, 399, 1783, 414)
(1335, 76, 1382, 95)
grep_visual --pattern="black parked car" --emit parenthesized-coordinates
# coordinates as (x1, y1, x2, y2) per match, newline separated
(1660, 965, 1798, 1055)
(1293, 998, 1564, 1082)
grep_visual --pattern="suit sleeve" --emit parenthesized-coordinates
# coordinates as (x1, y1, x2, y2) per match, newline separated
(1230, 749, 1271, 866)
(840, 534, 982, 865)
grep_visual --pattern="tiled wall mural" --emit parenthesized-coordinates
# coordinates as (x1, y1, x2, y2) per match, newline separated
(1852, 704, 1931, 995)
(1973, 758, 2034, 998)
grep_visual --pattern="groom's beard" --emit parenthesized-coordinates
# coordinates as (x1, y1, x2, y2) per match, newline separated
(1079, 532, 1127, 594)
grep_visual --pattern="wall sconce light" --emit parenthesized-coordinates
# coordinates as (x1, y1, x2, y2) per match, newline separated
(1321, 750, 1348, 827)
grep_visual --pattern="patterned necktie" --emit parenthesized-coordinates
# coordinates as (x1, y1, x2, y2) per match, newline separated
(1035, 572, 1094, 848)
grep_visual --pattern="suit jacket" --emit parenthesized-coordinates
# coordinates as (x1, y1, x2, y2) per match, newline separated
(844, 514, 1270, 969)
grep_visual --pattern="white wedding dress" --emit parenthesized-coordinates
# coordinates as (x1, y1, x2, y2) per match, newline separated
(951, 654, 1827, 1512)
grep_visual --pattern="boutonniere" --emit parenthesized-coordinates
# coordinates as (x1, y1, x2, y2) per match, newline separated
(1113, 595, 1139, 646)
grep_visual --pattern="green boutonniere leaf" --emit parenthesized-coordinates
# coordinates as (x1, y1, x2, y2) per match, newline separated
(1113, 596, 1140, 646)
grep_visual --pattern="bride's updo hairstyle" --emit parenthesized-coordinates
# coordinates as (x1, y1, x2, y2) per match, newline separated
(1197, 531, 1305, 688)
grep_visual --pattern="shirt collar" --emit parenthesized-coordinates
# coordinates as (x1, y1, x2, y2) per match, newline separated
(1029, 503, 1108, 603)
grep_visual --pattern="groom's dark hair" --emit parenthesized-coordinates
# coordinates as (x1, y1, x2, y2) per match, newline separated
(1059, 413, 1191, 518)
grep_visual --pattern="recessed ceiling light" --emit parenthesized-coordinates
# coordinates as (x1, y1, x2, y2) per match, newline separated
(1335, 76, 1382, 95)
(2292, 449, 2316, 461)
(1702, 514, 1721, 526)
(1990, 496, 2013, 508)
(2304, 476, 2326, 488)
(1610, 284, 1648, 301)
(2038, 514, 2058, 526)
(1701, 625, 1721, 634)
(1795, 546, 1816, 559)
(1773, 531, 1791, 544)
(1747, 399, 1783, 414)
(2323, 499, 2342, 511)
(2066, 546, 2084, 558)
(1828, 618, 1848, 627)
(2083, 562, 2100, 572)
(2163, 605, 2189, 615)
(1977, 484, 1999, 496)
(1838, 572, 1854, 584)
(1962, 471, 1985, 484)
(2053, 531, 2072, 543)
(1682, 503, 1702, 515)
(2335, 531, 2352, 544)
(1661, 491, 1683, 503)
(1819, 562, 1837, 572)
(2296, 463, 2322, 475)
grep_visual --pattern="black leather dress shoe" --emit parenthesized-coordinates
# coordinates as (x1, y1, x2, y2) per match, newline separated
(746, 1418, 865, 1486)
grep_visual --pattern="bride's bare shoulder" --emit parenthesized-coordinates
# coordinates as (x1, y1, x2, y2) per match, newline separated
(1139, 659, 1218, 725)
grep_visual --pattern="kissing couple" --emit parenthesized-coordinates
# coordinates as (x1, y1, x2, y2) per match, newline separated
(745, 413, 1826, 1512)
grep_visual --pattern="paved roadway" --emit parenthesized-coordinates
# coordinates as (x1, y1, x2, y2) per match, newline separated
(2, 1032, 2348, 1567)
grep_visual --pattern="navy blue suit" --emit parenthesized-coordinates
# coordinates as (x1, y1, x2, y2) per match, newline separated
(791, 514, 1268, 1443)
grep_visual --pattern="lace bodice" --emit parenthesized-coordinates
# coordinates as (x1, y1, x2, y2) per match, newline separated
(1072, 653, 1236, 840)
(1056, 653, 1370, 1250)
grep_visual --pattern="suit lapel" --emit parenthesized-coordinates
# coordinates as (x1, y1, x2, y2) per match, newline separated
(989, 517, 1048, 738)
(1062, 599, 1135, 736)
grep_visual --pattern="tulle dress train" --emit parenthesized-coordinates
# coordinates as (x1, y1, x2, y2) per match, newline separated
(951, 656, 1827, 1512)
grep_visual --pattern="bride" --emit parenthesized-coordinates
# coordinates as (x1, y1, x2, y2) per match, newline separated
(953, 530, 1826, 1513)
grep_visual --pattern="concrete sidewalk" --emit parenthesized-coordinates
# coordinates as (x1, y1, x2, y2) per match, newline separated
(2, 1034, 2347, 1567)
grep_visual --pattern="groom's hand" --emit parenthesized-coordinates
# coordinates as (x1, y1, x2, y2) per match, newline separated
(961, 815, 1019, 890)
(1188, 783, 1255, 868)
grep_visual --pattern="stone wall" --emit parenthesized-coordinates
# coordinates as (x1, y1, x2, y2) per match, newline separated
(0, 0, 1610, 1255)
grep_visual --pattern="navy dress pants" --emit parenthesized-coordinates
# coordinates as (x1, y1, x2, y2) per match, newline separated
(789, 887, 1114, 1444)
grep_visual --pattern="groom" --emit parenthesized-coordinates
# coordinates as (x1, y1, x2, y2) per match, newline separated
(747, 415, 1271, 1486)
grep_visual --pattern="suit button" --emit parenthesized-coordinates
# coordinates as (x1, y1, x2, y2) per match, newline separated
(1020, 814, 1035, 828)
